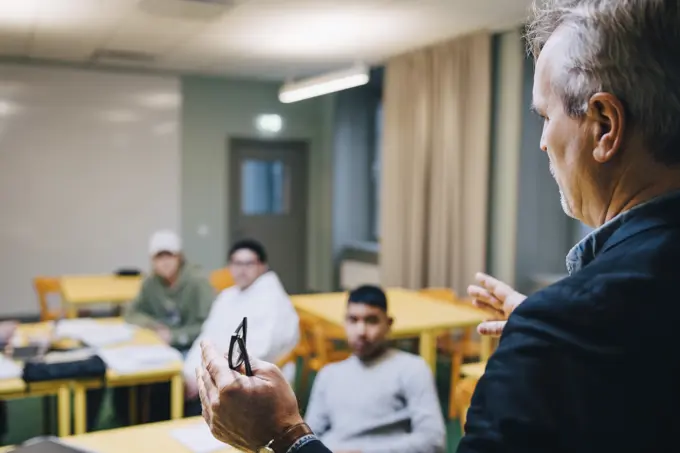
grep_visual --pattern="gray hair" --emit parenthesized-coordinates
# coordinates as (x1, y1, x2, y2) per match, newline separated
(526, 0, 680, 164)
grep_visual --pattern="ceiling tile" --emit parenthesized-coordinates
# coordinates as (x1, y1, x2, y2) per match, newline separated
(29, 0, 136, 60)
(2, 0, 531, 77)
(103, 6, 214, 55)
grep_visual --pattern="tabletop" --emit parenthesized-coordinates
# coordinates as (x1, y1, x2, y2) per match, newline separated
(66, 417, 235, 453)
(292, 288, 488, 336)
(15, 318, 183, 381)
(59, 275, 142, 304)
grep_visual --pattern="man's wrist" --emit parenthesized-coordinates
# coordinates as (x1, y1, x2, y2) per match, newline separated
(267, 422, 315, 453)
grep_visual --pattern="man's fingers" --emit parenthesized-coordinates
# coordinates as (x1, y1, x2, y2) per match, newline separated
(200, 362, 222, 407)
(468, 285, 503, 309)
(475, 272, 512, 299)
(195, 367, 211, 425)
(477, 320, 506, 337)
(472, 300, 505, 319)
(201, 340, 237, 389)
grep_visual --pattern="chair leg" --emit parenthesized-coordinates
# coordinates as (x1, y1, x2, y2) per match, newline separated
(448, 346, 463, 420)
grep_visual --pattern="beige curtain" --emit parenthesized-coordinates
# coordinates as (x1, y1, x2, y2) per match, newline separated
(379, 32, 492, 295)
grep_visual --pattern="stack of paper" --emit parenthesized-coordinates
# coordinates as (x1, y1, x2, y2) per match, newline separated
(171, 423, 232, 453)
(98, 345, 183, 375)
(0, 355, 22, 379)
(55, 319, 135, 347)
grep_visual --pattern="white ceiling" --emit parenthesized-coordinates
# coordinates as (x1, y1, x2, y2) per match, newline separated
(0, 0, 531, 80)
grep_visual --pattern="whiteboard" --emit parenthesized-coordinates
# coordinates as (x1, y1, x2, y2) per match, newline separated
(0, 64, 180, 316)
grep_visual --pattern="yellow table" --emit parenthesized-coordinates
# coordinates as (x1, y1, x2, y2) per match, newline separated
(0, 378, 71, 437)
(59, 275, 142, 318)
(13, 318, 184, 436)
(292, 288, 491, 373)
(70, 321, 184, 434)
(65, 417, 235, 453)
(461, 361, 487, 379)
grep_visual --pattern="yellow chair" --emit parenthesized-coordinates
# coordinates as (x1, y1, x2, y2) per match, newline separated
(209, 268, 235, 292)
(455, 376, 479, 432)
(295, 312, 349, 400)
(419, 287, 485, 418)
(33, 277, 63, 321)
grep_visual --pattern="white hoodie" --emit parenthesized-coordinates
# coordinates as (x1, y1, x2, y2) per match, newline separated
(183, 271, 299, 383)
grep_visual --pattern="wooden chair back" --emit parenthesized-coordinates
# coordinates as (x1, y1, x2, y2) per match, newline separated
(209, 268, 235, 292)
(33, 277, 63, 321)
(455, 376, 479, 432)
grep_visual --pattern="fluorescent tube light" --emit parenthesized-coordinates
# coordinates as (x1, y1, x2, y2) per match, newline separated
(279, 64, 370, 103)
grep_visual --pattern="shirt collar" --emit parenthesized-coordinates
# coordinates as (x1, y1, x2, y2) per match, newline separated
(566, 190, 680, 275)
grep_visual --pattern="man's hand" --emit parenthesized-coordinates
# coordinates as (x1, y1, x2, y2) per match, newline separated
(154, 325, 172, 344)
(196, 340, 303, 452)
(468, 272, 527, 337)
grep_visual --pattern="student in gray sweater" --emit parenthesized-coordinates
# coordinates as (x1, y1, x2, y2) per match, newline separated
(305, 285, 446, 453)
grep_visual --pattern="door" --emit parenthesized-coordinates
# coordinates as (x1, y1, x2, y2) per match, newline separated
(229, 138, 309, 294)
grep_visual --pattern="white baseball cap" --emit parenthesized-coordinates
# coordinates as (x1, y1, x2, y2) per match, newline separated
(149, 230, 181, 256)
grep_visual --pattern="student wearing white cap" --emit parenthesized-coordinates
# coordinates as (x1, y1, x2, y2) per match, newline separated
(111, 230, 215, 423)
(124, 230, 214, 349)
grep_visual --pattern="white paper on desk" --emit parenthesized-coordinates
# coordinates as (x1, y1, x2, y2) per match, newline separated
(98, 345, 182, 375)
(0, 355, 21, 379)
(171, 423, 233, 453)
(55, 319, 135, 347)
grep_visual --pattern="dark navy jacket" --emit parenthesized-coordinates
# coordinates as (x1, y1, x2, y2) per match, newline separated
(457, 192, 680, 453)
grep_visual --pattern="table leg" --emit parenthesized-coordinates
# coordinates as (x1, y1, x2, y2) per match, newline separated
(56, 384, 71, 437)
(72, 383, 87, 435)
(419, 332, 436, 375)
(129, 386, 138, 425)
(170, 374, 184, 419)
(480, 336, 493, 361)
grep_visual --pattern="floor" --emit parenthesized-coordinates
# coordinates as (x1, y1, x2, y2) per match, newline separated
(3, 354, 464, 452)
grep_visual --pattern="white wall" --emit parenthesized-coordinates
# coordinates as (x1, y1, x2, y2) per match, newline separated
(0, 64, 180, 316)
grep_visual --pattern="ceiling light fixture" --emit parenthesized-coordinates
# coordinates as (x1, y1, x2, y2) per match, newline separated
(279, 64, 370, 104)
(255, 114, 283, 134)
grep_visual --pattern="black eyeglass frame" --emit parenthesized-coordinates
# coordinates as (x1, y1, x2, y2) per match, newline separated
(228, 316, 253, 376)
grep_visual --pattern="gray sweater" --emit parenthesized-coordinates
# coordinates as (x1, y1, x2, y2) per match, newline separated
(305, 349, 446, 453)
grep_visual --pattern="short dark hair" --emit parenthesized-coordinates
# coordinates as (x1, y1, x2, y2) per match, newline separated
(228, 239, 268, 263)
(348, 285, 388, 312)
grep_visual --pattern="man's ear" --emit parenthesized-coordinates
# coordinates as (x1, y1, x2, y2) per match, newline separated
(587, 92, 626, 163)
(387, 316, 394, 327)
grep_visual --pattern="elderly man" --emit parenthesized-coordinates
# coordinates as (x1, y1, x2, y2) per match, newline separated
(195, 1, 680, 452)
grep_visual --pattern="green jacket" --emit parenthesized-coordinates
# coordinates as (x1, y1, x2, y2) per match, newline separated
(124, 262, 215, 349)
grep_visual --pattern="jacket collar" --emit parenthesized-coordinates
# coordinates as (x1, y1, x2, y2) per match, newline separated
(566, 190, 680, 275)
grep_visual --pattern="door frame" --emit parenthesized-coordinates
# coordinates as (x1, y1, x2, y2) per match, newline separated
(226, 136, 311, 290)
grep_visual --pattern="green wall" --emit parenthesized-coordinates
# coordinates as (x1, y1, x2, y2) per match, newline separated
(180, 76, 334, 291)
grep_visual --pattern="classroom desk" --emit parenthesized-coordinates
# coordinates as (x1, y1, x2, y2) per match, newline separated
(461, 361, 487, 380)
(14, 319, 184, 436)
(67, 417, 234, 453)
(0, 378, 71, 438)
(70, 321, 184, 435)
(59, 275, 142, 318)
(0, 418, 234, 453)
(292, 288, 491, 374)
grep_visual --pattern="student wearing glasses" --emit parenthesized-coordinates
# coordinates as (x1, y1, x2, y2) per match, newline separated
(182, 239, 299, 408)
(304, 285, 446, 453)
